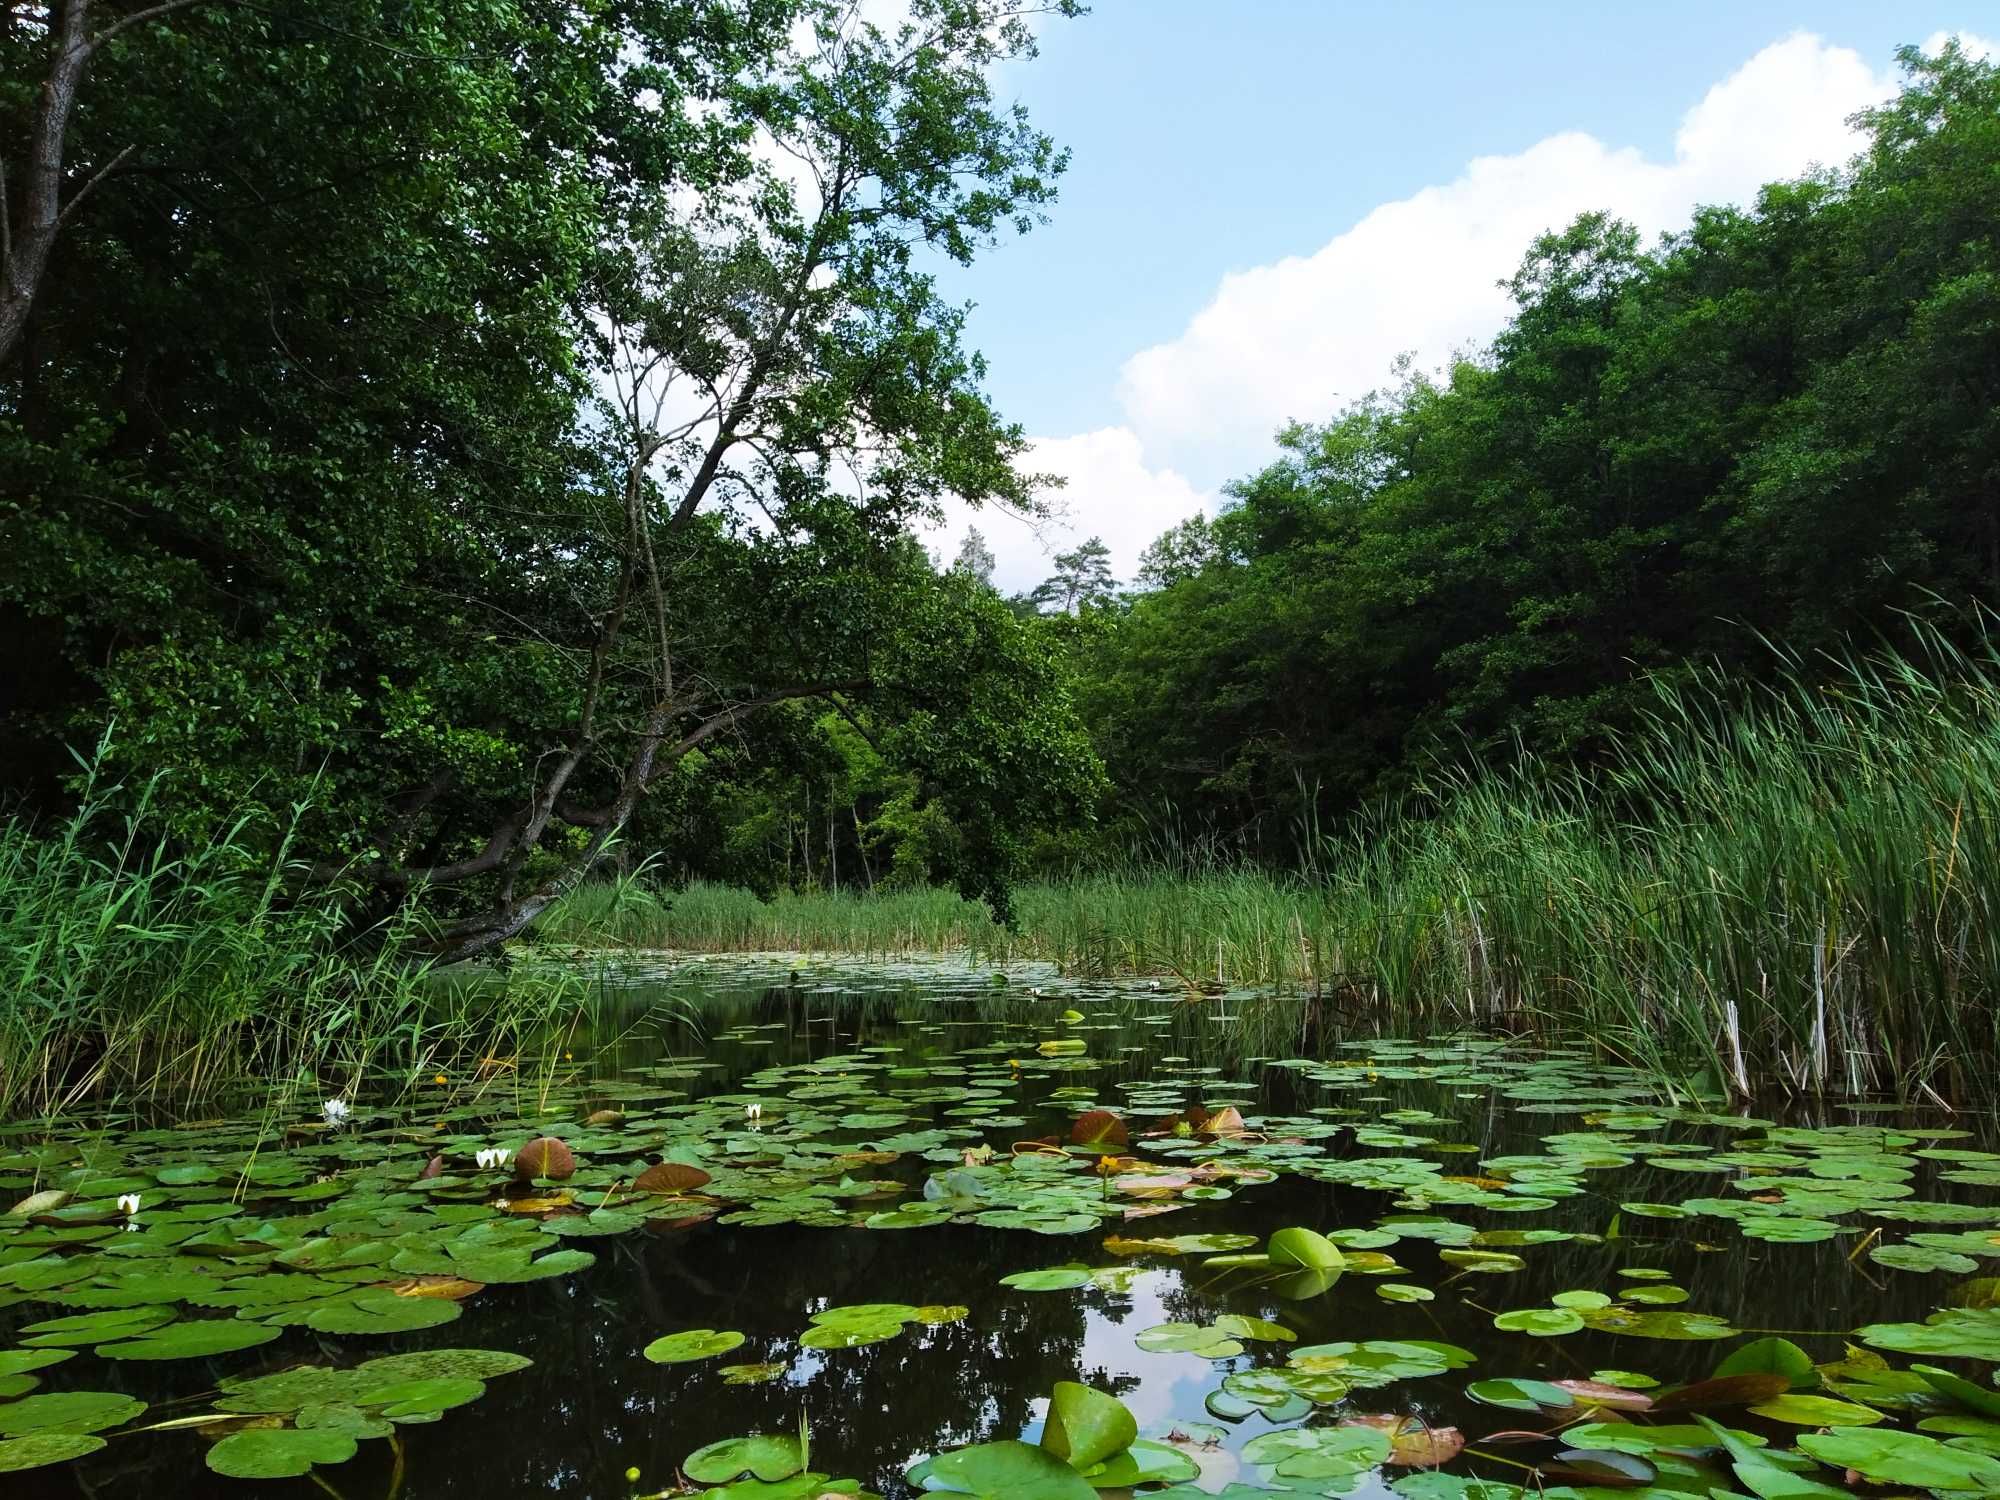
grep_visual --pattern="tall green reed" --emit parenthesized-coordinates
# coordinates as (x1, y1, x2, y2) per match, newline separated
(0, 751, 603, 1118)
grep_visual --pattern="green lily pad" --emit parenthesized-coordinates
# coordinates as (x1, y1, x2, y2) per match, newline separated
(353, 1377, 485, 1419)
(1041, 1380, 1136, 1469)
(644, 1329, 746, 1364)
(0, 1391, 146, 1437)
(915, 1439, 1097, 1499)
(719, 1361, 789, 1385)
(0, 1434, 107, 1472)
(302, 1292, 462, 1336)
(1797, 1427, 2000, 1490)
(1243, 1423, 1392, 1479)
(999, 1268, 1093, 1292)
(206, 1427, 359, 1479)
(1494, 1307, 1584, 1336)
(1377, 1283, 1435, 1303)
(1135, 1322, 1244, 1357)
(355, 1348, 533, 1383)
(1914, 1363, 2000, 1418)
(685, 1434, 807, 1483)
(96, 1319, 282, 1360)
(1747, 1393, 1885, 1426)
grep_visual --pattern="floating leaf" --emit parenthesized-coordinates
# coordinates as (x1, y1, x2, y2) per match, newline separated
(0, 1434, 107, 1472)
(718, 1362, 788, 1385)
(684, 1434, 806, 1484)
(1344, 1414, 1466, 1467)
(915, 1439, 1097, 1498)
(1494, 1307, 1583, 1337)
(206, 1428, 358, 1480)
(1000, 1268, 1092, 1292)
(633, 1163, 711, 1193)
(96, 1320, 281, 1361)
(0, 1391, 146, 1437)
(1747, 1394, 1886, 1426)
(1040, 1381, 1136, 1469)
(1377, 1283, 1435, 1303)
(303, 1292, 462, 1336)
(1243, 1423, 1391, 1480)
(353, 1377, 485, 1420)
(1797, 1427, 2000, 1489)
(643, 1329, 745, 1364)
(1913, 1363, 2000, 1418)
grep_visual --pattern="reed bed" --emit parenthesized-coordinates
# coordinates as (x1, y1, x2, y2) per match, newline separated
(552, 637, 2000, 1103)
(0, 761, 600, 1118)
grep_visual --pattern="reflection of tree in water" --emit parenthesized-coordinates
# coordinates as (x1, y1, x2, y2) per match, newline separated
(363, 1219, 1105, 1497)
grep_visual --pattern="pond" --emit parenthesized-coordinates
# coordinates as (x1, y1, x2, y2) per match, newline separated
(4, 954, 2000, 1498)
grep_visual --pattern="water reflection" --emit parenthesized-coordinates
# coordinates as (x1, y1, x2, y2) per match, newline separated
(5, 954, 1982, 1498)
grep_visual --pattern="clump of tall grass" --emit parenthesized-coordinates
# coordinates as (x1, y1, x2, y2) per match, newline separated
(0, 754, 598, 1118)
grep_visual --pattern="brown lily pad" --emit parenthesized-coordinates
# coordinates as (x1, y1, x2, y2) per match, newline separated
(634, 1163, 712, 1194)
(382, 1276, 485, 1301)
(1650, 1373, 1791, 1412)
(515, 1137, 575, 1180)
(1552, 1379, 1655, 1412)
(1345, 1415, 1466, 1467)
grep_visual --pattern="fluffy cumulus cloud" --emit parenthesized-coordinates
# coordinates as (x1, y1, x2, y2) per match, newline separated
(1115, 33, 1893, 489)
(941, 29, 1990, 592)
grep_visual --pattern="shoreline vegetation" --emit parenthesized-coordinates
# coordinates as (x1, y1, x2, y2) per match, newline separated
(12, 632, 2000, 1114)
(544, 638, 2000, 1109)
(0, 760, 612, 1120)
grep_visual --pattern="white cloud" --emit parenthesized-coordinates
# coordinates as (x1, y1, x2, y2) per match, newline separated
(1112, 33, 1895, 490)
(927, 427, 1209, 593)
(1926, 29, 1997, 60)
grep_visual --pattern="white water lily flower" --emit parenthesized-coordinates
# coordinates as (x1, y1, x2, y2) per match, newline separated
(116, 1193, 142, 1215)
(475, 1148, 514, 1170)
(321, 1098, 351, 1125)
(744, 1102, 763, 1121)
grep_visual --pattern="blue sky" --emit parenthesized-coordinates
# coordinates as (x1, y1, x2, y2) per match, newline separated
(922, 3, 1998, 590)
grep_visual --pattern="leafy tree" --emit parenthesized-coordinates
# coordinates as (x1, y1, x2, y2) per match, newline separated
(1, 0, 1101, 949)
(1028, 535, 1116, 614)
(1135, 514, 1217, 590)
(1073, 42, 2000, 852)
(952, 526, 998, 586)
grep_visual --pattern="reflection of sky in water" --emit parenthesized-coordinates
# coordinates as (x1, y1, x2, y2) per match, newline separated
(14, 959, 1978, 1500)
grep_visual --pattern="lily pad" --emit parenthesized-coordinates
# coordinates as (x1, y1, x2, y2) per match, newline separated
(1796, 1427, 2000, 1490)
(206, 1427, 359, 1479)
(684, 1434, 807, 1483)
(644, 1329, 747, 1364)
(0, 1391, 146, 1436)
(0, 1434, 108, 1473)
(1040, 1381, 1136, 1469)
(915, 1439, 1097, 1498)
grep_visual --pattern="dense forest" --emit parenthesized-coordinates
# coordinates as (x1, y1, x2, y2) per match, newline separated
(616, 38, 2000, 887)
(4, 11, 1999, 934)
(1, 0, 1101, 952)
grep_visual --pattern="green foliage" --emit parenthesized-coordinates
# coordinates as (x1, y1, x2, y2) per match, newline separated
(2, 0, 1098, 952)
(0, 744, 637, 1113)
(1077, 43, 2000, 849)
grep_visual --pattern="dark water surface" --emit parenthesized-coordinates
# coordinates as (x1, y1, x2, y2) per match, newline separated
(3, 954, 1995, 1498)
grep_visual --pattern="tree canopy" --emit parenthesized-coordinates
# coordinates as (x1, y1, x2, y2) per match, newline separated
(1071, 43, 2000, 852)
(1, 0, 1099, 947)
